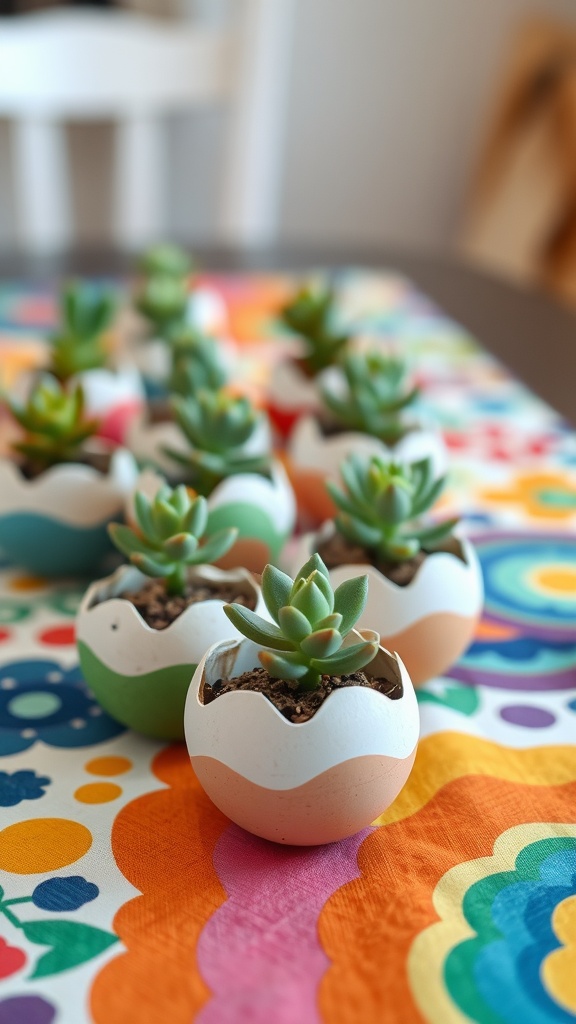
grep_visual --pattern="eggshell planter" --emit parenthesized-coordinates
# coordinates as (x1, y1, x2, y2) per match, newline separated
(184, 630, 419, 845)
(128, 455, 296, 576)
(288, 525, 484, 686)
(77, 364, 146, 445)
(265, 359, 326, 441)
(286, 414, 448, 525)
(0, 447, 138, 577)
(76, 563, 264, 740)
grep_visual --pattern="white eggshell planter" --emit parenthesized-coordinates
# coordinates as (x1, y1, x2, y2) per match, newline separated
(289, 525, 484, 686)
(185, 630, 419, 845)
(0, 446, 138, 577)
(266, 359, 328, 439)
(77, 364, 146, 445)
(76, 563, 264, 740)
(287, 413, 448, 524)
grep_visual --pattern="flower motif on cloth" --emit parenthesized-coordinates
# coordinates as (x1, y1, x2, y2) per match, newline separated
(0, 769, 50, 806)
(481, 469, 576, 520)
(0, 659, 124, 756)
(0, 876, 116, 981)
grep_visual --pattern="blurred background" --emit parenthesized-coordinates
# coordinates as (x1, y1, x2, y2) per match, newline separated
(2, 0, 576, 308)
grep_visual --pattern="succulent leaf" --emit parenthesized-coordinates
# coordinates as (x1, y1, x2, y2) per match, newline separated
(332, 575, 369, 634)
(259, 652, 309, 681)
(261, 564, 293, 623)
(277, 605, 312, 643)
(300, 628, 342, 659)
(223, 604, 295, 651)
(309, 639, 379, 675)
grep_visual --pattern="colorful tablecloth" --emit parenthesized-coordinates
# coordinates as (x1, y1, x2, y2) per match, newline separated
(0, 270, 575, 1024)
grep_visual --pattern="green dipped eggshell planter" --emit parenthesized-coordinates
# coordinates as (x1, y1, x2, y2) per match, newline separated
(76, 563, 265, 740)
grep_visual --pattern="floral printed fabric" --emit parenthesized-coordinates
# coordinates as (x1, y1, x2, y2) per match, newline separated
(0, 271, 575, 1024)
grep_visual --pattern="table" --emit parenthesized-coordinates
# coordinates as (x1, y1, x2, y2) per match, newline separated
(0, 265, 575, 1024)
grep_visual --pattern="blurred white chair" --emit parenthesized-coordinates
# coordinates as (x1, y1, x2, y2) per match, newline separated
(0, 1, 293, 253)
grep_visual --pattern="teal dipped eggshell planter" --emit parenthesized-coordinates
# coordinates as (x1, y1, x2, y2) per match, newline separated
(0, 448, 138, 576)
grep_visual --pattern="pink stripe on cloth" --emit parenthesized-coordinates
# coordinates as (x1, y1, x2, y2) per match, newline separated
(196, 823, 372, 1024)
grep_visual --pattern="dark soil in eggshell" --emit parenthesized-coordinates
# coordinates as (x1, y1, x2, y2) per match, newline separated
(120, 576, 257, 630)
(203, 665, 404, 723)
(18, 448, 112, 481)
(318, 530, 427, 586)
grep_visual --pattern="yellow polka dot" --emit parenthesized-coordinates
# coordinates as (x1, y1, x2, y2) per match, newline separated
(74, 782, 122, 804)
(10, 574, 47, 592)
(532, 566, 576, 595)
(0, 818, 92, 873)
(84, 756, 132, 777)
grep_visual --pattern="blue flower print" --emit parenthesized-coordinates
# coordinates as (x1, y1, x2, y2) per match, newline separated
(32, 876, 99, 912)
(0, 659, 124, 755)
(0, 769, 51, 806)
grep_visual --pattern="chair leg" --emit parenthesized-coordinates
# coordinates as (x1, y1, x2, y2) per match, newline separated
(11, 118, 71, 255)
(218, 0, 295, 247)
(114, 115, 165, 251)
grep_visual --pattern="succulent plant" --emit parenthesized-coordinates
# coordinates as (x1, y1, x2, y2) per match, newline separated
(135, 274, 189, 336)
(6, 375, 99, 472)
(326, 452, 459, 563)
(322, 350, 420, 445)
(224, 553, 378, 691)
(280, 283, 349, 376)
(109, 483, 237, 596)
(167, 325, 227, 397)
(165, 389, 271, 496)
(47, 281, 116, 381)
(137, 243, 192, 279)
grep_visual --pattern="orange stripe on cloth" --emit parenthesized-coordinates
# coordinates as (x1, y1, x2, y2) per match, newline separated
(90, 744, 229, 1024)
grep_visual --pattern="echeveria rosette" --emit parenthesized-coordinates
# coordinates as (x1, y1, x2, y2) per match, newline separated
(5, 375, 100, 472)
(47, 281, 116, 381)
(167, 325, 227, 398)
(166, 389, 271, 496)
(224, 553, 378, 691)
(280, 283, 349, 377)
(322, 349, 420, 446)
(135, 275, 189, 337)
(137, 242, 192, 279)
(327, 452, 459, 563)
(109, 483, 237, 596)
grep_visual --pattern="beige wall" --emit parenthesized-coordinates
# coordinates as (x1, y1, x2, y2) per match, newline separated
(3, 0, 576, 253)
